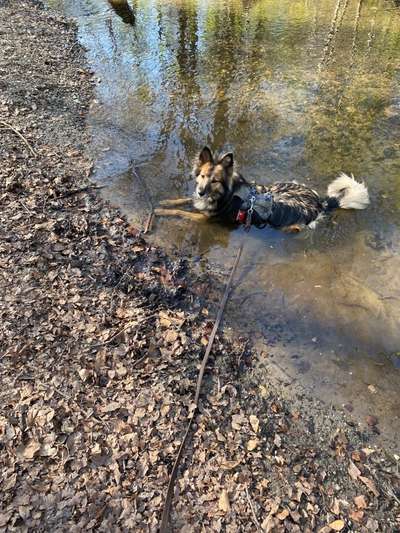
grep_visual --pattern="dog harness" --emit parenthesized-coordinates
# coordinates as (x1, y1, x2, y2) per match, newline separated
(235, 185, 274, 230)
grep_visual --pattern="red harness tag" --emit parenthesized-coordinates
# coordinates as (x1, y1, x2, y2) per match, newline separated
(236, 209, 247, 224)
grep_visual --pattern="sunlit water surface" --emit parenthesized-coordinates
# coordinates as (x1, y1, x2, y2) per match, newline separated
(48, 0, 400, 445)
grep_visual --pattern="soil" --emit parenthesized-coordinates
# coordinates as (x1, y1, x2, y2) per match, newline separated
(0, 1, 399, 531)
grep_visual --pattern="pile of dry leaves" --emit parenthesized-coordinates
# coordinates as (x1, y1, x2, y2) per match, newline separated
(0, 1, 399, 531)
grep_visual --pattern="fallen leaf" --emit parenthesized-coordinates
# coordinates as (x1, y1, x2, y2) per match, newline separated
(100, 401, 121, 413)
(218, 490, 230, 513)
(259, 385, 268, 397)
(351, 450, 362, 462)
(274, 433, 282, 448)
(359, 476, 379, 497)
(16, 439, 41, 460)
(276, 509, 289, 521)
(219, 460, 241, 470)
(349, 509, 364, 523)
(354, 495, 368, 509)
(165, 329, 179, 344)
(247, 439, 259, 451)
(249, 414, 259, 433)
(0, 513, 11, 528)
(348, 460, 361, 480)
(231, 414, 245, 430)
(331, 498, 340, 515)
(328, 519, 345, 531)
(361, 447, 375, 457)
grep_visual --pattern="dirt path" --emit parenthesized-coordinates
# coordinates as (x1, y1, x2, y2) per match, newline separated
(0, 1, 399, 531)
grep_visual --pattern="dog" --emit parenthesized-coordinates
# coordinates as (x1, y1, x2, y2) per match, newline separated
(155, 146, 370, 232)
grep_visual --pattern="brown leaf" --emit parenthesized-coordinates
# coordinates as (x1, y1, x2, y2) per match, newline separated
(359, 476, 379, 497)
(165, 329, 179, 344)
(328, 519, 345, 531)
(249, 414, 259, 433)
(351, 450, 362, 462)
(218, 490, 230, 513)
(354, 495, 368, 509)
(276, 509, 289, 521)
(16, 439, 41, 460)
(348, 460, 361, 480)
(219, 460, 241, 470)
(331, 497, 340, 515)
(247, 439, 259, 451)
(231, 413, 245, 430)
(349, 509, 364, 523)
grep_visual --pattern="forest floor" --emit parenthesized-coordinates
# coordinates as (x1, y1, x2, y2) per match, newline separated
(0, 1, 399, 531)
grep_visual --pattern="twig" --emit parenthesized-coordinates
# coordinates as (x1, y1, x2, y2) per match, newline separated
(245, 486, 262, 531)
(57, 184, 106, 199)
(0, 121, 37, 157)
(143, 211, 154, 234)
(90, 314, 156, 348)
(160, 241, 244, 532)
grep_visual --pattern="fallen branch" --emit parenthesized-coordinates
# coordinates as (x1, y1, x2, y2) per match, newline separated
(143, 210, 154, 234)
(245, 486, 262, 531)
(160, 241, 244, 532)
(57, 184, 106, 199)
(0, 120, 37, 157)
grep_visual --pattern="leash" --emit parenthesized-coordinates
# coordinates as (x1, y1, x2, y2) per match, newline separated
(160, 240, 244, 532)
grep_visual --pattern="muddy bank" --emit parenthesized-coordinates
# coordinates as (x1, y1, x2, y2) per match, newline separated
(0, 1, 399, 531)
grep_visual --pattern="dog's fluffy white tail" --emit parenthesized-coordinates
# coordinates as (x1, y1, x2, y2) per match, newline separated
(327, 173, 369, 210)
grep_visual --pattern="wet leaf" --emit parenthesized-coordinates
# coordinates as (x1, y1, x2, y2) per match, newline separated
(366, 415, 378, 427)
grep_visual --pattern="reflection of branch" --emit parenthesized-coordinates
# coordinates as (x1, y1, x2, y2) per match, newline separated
(350, 0, 364, 68)
(318, 0, 343, 70)
(366, 18, 376, 56)
(108, 0, 136, 26)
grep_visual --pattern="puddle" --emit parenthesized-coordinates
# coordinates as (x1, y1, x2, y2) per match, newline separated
(47, 0, 400, 448)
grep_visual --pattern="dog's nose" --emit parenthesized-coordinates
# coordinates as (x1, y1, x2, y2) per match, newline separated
(198, 189, 206, 197)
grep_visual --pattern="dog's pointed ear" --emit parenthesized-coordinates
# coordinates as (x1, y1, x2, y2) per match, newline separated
(199, 146, 213, 165)
(219, 152, 234, 169)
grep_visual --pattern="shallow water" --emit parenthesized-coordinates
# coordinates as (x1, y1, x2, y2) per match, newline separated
(48, 0, 400, 444)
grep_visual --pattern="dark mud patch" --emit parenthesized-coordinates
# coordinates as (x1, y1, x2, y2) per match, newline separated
(0, 1, 399, 531)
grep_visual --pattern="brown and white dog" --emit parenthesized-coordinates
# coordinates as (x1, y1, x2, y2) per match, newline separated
(155, 146, 369, 232)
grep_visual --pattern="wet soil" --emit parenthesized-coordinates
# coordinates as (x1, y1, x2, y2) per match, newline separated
(0, 1, 399, 531)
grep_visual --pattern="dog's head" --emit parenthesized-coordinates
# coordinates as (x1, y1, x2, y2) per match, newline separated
(192, 146, 236, 213)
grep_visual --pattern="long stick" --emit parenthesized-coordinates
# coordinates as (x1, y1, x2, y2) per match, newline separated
(160, 242, 244, 532)
(0, 121, 37, 157)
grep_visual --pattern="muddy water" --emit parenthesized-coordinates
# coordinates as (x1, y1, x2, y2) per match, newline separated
(48, 0, 400, 446)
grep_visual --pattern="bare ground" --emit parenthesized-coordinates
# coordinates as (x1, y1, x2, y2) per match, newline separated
(0, 1, 399, 531)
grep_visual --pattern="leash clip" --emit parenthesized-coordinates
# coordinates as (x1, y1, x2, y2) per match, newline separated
(245, 191, 256, 232)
